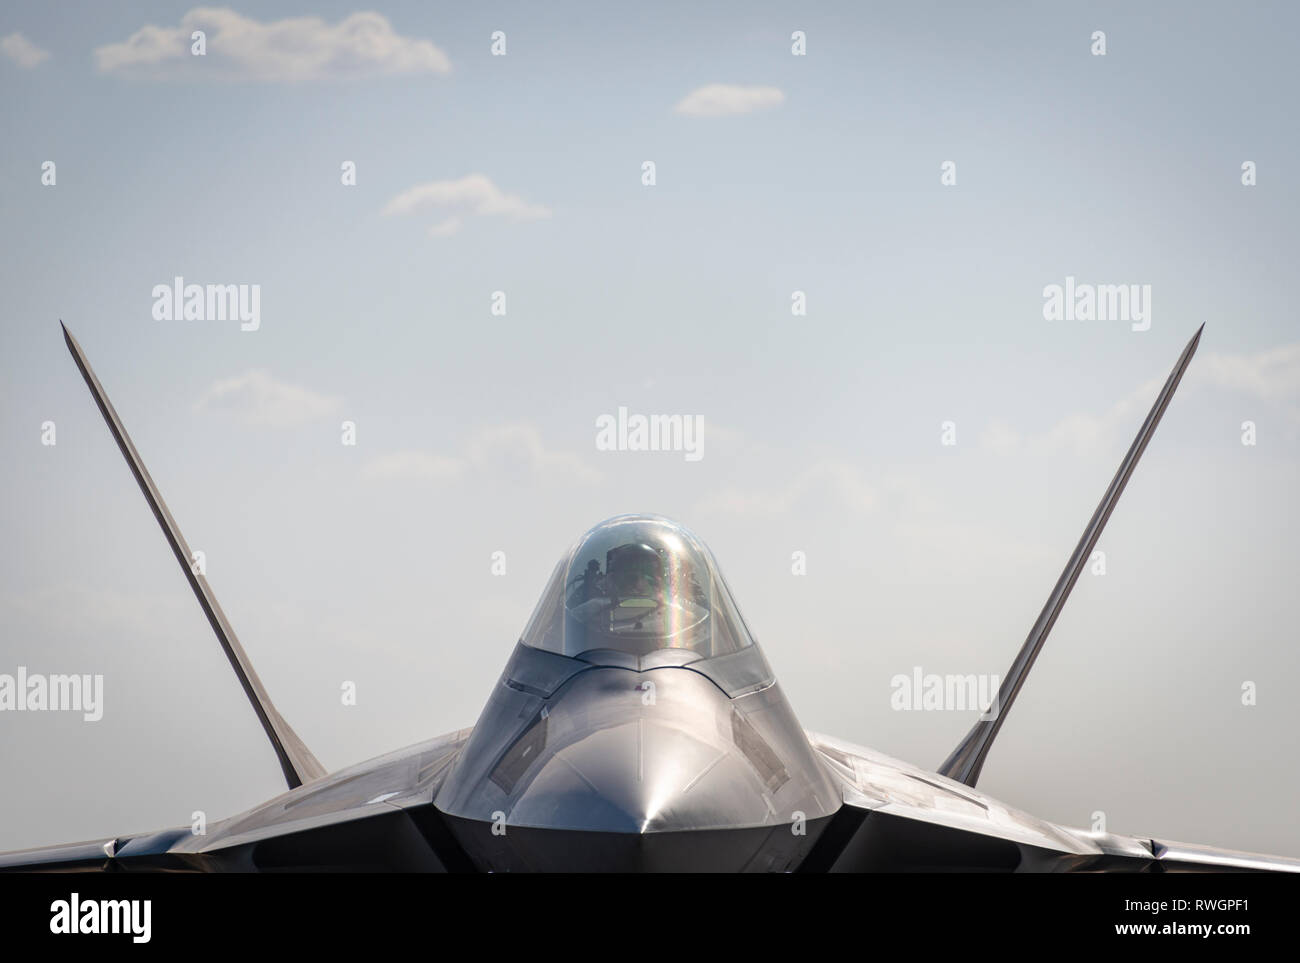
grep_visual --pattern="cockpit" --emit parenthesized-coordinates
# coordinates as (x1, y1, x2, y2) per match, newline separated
(520, 515, 755, 660)
(432, 512, 836, 850)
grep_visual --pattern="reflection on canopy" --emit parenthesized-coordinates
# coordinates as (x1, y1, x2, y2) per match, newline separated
(520, 515, 754, 659)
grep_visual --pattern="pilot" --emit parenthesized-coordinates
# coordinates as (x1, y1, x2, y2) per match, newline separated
(560, 532, 715, 656)
(607, 543, 663, 604)
(567, 542, 665, 633)
(567, 557, 613, 626)
(577, 558, 603, 602)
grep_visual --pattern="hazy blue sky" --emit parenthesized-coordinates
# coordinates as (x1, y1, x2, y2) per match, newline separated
(2, 1, 1298, 856)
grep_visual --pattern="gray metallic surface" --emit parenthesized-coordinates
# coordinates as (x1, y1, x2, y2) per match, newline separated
(10, 722, 1295, 873)
(435, 516, 838, 849)
(444, 814, 833, 872)
(435, 644, 838, 834)
(809, 731, 1300, 872)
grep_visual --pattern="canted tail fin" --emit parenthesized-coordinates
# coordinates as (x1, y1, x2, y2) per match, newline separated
(61, 323, 325, 789)
(937, 325, 1204, 788)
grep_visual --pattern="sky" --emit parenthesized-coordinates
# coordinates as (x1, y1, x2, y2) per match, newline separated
(1, 1, 1298, 858)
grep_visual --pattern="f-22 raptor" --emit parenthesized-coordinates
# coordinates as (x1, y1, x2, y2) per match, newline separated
(3, 323, 1295, 872)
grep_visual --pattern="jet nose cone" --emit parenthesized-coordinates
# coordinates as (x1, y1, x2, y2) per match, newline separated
(509, 717, 773, 834)
(434, 665, 841, 871)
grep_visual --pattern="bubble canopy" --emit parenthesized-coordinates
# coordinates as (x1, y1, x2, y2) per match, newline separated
(520, 515, 755, 660)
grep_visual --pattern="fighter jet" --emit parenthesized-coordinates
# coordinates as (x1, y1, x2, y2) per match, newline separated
(2, 323, 1295, 872)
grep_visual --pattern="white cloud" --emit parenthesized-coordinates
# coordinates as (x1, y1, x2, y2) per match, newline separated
(698, 459, 878, 516)
(364, 423, 601, 486)
(991, 370, 1170, 458)
(1199, 343, 1300, 403)
(986, 341, 1300, 457)
(1039, 410, 1118, 456)
(426, 217, 463, 238)
(382, 174, 551, 237)
(2, 585, 191, 640)
(468, 424, 602, 484)
(94, 8, 450, 81)
(1, 32, 50, 68)
(674, 84, 785, 117)
(195, 370, 342, 428)
(362, 450, 465, 481)
(979, 419, 1022, 455)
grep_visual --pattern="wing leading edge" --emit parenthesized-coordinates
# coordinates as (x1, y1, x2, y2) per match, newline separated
(809, 732, 1300, 873)
(0, 729, 473, 872)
